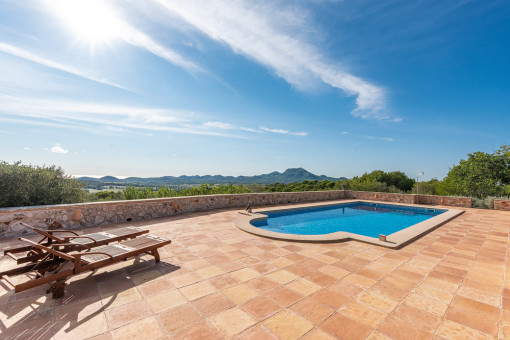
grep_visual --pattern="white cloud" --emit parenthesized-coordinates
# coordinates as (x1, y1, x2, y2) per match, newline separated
(0, 42, 129, 91)
(342, 131, 349, 135)
(203, 121, 305, 136)
(103, 126, 130, 132)
(120, 27, 202, 74)
(154, 0, 391, 120)
(260, 126, 308, 137)
(50, 143, 69, 154)
(203, 121, 236, 129)
(0, 95, 304, 139)
(239, 127, 263, 134)
(23, 146, 31, 150)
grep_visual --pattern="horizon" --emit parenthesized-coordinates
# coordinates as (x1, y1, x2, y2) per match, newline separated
(72, 167, 345, 180)
(1, 1, 509, 181)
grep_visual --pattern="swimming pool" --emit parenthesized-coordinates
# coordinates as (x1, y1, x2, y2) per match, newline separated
(250, 202, 446, 238)
(234, 200, 464, 248)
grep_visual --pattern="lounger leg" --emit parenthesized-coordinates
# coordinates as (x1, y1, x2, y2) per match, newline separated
(47, 279, 66, 299)
(151, 249, 160, 263)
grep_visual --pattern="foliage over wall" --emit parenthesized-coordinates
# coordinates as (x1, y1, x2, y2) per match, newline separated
(265, 180, 337, 192)
(122, 183, 253, 200)
(0, 161, 84, 208)
(437, 145, 510, 198)
(3, 145, 509, 208)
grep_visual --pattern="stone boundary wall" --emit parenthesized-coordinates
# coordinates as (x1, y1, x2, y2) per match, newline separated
(344, 191, 472, 208)
(494, 200, 510, 211)
(345, 191, 415, 204)
(0, 190, 471, 238)
(415, 194, 472, 208)
(0, 191, 345, 237)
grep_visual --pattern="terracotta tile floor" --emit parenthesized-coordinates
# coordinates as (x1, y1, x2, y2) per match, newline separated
(1, 201, 510, 339)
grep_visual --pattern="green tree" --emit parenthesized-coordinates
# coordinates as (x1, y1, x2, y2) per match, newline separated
(412, 178, 441, 195)
(0, 161, 84, 208)
(356, 170, 415, 192)
(383, 171, 415, 192)
(349, 177, 388, 192)
(436, 145, 510, 198)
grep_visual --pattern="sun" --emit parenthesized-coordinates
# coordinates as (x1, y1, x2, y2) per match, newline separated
(47, 0, 124, 47)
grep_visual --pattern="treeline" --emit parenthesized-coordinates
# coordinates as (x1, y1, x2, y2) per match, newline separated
(122, 183, 252, 200)
(87, 184, 253, 201)
(1, 145, 508, 208)
(266, 171, 428, 194)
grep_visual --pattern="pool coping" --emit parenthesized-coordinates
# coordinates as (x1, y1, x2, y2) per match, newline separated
(234, 200, 465, 248)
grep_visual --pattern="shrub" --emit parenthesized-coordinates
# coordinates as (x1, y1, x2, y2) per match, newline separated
(0, 161, 84, 208)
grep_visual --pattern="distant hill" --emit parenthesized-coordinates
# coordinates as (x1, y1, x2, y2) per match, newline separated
(78, 168, 346, 187)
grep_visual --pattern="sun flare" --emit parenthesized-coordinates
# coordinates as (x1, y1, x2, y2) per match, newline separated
(48, 0, 124, 46)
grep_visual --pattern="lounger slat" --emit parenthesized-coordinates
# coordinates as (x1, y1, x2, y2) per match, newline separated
(69, 233, 112, 244)
(80, 245, 130, 263)
(109, 227, 145, 236)
(120, 238, 159, 248)
(69, 227, 147, 245)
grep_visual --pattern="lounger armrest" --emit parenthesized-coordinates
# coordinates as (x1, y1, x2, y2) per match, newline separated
(77, 251, 114, 259)
(18, 237, 75, 261)
(20, 222, 65, 243)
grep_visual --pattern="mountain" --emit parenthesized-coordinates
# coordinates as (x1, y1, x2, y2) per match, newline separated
(79, 168, 346, 187)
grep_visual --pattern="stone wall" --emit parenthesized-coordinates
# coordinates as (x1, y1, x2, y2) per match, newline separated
(345, 191, 415, 204)
(0, 190, 472, 238)
(494, 199, 510, 211)
(0, 190, 346, 237)
(343, 191, 471, 208)
(416, 194, 472, 208)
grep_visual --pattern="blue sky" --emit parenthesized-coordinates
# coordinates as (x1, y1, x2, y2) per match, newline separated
(1, 0, 509, 180)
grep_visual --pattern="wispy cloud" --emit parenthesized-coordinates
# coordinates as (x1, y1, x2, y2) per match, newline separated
(50, 143, 69, 154)
(363, 136, 394, 142)
(259, 126, 308, 137)
(0, 42, 129, 91)
(0, 94, 227, 136)
(154, 0, 392, 120)
(0, 95, 306, 139)
(0, 94, 188, 124)
(121, 27, 202, 75)
(239, 127, 263, 134)
(23, 146, 31, 150)
(203, 121, 236, 130)
(201, 121, 307, 137)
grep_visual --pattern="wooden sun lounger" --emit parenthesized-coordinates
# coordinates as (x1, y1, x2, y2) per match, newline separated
(3, 223, 149, 264)
(0, 234, 171, 298)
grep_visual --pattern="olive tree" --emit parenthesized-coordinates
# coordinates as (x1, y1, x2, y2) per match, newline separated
(0, 161, 84, 208)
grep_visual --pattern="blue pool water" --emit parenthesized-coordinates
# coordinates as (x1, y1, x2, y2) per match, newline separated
(251, 202, 446, 238)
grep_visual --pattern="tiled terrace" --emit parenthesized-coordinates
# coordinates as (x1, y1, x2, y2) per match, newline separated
(1, 200, 510, 340)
